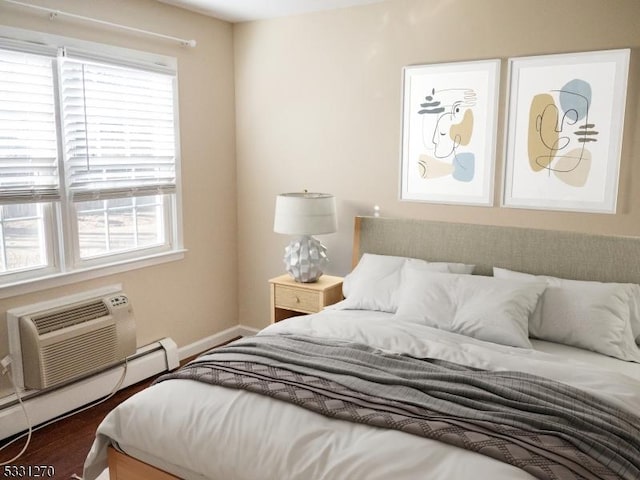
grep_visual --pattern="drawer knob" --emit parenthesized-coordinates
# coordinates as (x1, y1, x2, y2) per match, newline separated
(295, 296, 300, 303)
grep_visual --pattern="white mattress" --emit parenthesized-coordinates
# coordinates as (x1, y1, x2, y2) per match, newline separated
(84, 310, 640, 480)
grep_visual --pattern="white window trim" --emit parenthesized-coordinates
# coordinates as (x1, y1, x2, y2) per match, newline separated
(0, 204, 59, 285)
(67, 196, 175, 270)
(0, 248, 187, 300)
(0, 25, 185, 295)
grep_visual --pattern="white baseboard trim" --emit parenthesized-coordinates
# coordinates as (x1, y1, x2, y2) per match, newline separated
(0, 338, 177, 441)
(177, 324, 260, 360)
(238, 324, 260, 337)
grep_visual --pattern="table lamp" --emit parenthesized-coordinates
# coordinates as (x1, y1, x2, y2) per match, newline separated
(273, 192, 337, 283)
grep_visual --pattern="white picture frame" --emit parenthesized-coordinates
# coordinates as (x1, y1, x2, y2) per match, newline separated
(503, 49, 630, 213)
(400, 59, 500, 206)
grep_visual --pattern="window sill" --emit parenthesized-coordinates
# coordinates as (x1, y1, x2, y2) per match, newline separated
(0, 249, 187, 300)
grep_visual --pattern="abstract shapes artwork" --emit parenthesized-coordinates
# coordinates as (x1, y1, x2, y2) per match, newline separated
(400, 59, 500, 205)
(503, 49, 629, 213)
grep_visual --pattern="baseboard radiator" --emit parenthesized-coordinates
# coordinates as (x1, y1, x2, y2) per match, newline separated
(1, 285, 179, 441)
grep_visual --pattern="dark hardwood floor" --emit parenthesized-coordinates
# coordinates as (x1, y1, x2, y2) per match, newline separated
(0, 375, 157, 479)
(0, 337, 238, 479)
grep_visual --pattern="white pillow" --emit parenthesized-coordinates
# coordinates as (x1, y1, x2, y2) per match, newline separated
(332, 254, 472, 313)
(393, 265, 546, 348)
(493, 268, 640, 362)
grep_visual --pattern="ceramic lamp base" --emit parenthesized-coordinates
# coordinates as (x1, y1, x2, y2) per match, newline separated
(284, 235, 329, 283)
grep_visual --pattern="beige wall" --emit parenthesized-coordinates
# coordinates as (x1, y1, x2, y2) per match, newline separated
(234, 0, 640, 329)
(1, 0, 639, 394)
(0, 0, 237, 395)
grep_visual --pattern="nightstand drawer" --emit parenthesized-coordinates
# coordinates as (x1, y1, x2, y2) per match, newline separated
(269, 274, 343, 323)
(274, 286, 320, 313)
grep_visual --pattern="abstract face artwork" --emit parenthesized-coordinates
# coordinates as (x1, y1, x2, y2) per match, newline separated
(504, 49, 629, 213)
(528, 78, 595, 187)
(418, 87, 477, 183)
(400, 60, 500, 205)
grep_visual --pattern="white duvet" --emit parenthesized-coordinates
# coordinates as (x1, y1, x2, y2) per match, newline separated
(84, 310, 640, 480)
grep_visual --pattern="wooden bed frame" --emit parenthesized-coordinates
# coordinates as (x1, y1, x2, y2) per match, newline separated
(104, 216, 640, 479)
(107, 447, 179, 479)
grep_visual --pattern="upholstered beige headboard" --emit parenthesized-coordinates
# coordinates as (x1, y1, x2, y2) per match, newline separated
(352, 216, 640, 284)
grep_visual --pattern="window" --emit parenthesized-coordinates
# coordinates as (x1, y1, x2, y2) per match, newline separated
(0, 203, 48, 273)
(76, 196, 166, 259)
(0, 34, 182, 290)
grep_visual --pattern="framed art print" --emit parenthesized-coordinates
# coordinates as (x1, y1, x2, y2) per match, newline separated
(400, 59, 500, 205)
(503, 49, 630, 213)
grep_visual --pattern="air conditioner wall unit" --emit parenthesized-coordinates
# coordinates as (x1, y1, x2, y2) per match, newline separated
(7, 284, 136, 390)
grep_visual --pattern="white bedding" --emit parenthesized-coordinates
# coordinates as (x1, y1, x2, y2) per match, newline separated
(83, 310, 640, 480)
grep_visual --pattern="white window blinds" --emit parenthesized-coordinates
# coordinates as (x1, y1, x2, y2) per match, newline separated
(0, 49, 60, 204)
(60, 57, 177, 201)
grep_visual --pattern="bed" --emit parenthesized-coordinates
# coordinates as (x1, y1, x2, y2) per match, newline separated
(83, 216, 640, 480)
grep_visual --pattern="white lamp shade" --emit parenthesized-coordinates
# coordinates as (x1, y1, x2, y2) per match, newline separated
(273, 192, 337, 235)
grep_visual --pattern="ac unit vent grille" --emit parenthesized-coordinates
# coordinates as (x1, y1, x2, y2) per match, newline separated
(32, 300, 110, 335)
(41, 324, 118, 388)
(8, 286, 137, 390)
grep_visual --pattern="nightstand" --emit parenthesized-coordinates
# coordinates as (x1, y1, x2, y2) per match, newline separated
(269, 274, 343, 323)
